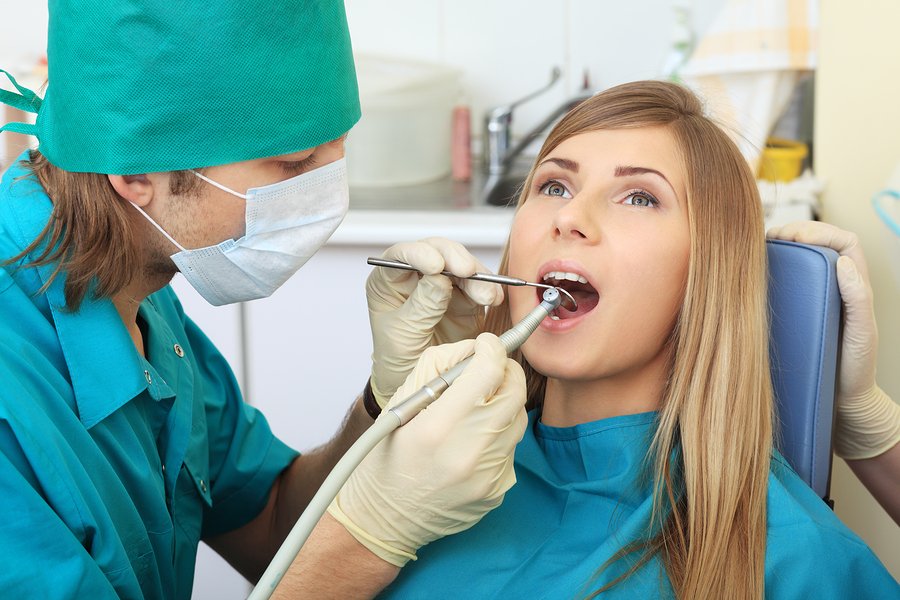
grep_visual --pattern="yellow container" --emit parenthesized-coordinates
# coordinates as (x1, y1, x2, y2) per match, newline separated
(758, 137, 808, 182)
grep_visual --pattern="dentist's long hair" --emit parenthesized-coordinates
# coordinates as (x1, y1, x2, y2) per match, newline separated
(6, 152, 205, 311)
(485, 80, 772, 599)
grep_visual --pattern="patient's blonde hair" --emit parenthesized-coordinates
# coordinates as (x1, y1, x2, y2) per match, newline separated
(484, 80, 772, 599)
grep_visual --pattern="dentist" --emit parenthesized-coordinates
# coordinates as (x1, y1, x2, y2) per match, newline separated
(0, 1, 524, 598)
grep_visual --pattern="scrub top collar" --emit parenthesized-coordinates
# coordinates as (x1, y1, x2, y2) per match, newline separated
(47, 281, 168, 429)
(2, 157, 172, 428)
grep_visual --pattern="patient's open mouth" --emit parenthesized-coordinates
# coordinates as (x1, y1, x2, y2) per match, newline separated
(539, 270, 600, 320)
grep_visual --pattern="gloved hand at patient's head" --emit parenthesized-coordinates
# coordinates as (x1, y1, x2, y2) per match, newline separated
(767, 221, 899, 459)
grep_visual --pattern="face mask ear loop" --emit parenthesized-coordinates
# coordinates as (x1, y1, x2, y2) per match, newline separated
(190, 170, 249, 199)
(129, 203, 188, 253)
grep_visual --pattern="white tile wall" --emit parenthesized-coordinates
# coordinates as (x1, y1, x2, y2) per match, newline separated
(345, 0, 444, 61)
(0, 5, 47, 67)
(3, 1, 726, 159)
(568, 0, 675, 89)
(346, 0, 726, 149)
(441, 0, 569, 150)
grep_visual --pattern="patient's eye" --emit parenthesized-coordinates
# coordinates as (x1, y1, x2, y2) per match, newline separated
(623, 190, 659, 208)
(538, 180, 572, 199)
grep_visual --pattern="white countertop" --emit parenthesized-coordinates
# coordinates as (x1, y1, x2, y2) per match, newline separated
(331, 201, 815, 248)
(331, 207, 515, 247)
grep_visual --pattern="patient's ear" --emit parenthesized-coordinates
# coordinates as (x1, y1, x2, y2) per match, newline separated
(107, 174, 155, 207)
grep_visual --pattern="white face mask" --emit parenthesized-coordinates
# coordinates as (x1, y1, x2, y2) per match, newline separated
(132, 158, 349, 306)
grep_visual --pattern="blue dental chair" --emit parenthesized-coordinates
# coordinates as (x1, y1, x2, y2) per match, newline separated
(767, 239, 842, 505)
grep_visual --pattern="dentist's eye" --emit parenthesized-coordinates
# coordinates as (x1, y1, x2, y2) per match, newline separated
(279, 155, 318, 175)
(623, 190, 659, 208)
(538, 180, 572, 199)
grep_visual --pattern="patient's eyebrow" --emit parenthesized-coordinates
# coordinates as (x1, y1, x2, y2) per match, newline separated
(538, 157, 579, 172)
(615, 165, 676, 197)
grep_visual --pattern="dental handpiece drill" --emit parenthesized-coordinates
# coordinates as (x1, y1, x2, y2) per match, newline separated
(248, 287, 564, 600)
(389, 286, 563, 424)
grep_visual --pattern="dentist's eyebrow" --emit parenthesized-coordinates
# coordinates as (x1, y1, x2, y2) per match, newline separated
(615, 165, 677, 198)
(538, 157, 579, 172)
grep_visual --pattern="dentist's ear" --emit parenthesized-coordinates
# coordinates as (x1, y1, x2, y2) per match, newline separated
(107, 174, 155, 207)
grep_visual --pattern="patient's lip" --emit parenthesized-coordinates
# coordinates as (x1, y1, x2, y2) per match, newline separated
(537, 259, 597, 291)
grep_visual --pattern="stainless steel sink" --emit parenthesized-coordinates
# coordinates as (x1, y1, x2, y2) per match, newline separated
(482, 173, 527, 207)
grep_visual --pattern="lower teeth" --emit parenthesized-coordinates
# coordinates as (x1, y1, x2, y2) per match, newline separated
(550, 314, 560, 321)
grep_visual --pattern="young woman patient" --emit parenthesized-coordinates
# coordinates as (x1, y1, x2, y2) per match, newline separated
(379, 81, 898, 598)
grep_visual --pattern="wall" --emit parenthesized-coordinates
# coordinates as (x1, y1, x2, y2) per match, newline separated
(0, 5, 47, 67)
(345, 0, 723, 147)
(0, 4, 45, 166)
(0, 2, 724, 153)
(815, 0, 900, 579)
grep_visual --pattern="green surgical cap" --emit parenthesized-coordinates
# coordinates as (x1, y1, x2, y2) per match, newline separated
(0, 0, 360, 174)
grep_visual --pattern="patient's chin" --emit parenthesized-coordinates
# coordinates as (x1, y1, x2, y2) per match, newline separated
(523, 352, 597, 383)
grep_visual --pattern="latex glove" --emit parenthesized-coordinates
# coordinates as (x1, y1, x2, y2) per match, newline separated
(367, 238, 504, 408)
(328, 333, 527, 566)
(767, 222, 900, 459)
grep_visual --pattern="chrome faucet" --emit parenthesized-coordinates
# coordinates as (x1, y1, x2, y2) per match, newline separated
(482, 67, 594, 205)
(484, 67, 561, 176)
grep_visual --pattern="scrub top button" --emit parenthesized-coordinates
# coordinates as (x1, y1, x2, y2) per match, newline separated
(144, 370, 152, 384)
(161, 464, 166, 473)
(199, 479, 207, 493)
(174, 344, 184, 357)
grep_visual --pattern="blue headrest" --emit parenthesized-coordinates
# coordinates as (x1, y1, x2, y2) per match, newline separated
(767, 240, 841, 499)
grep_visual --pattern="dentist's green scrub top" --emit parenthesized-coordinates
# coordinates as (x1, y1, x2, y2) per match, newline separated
(0, 157, 299, 598)
(383, 411, 900, 599)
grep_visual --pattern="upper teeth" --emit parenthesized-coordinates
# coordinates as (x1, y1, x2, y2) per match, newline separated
(542, 271, 588, 284)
